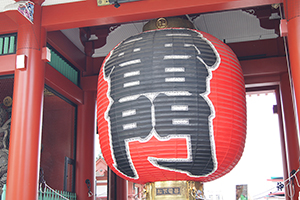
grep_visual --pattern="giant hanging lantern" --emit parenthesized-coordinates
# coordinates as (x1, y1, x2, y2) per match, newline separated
(97, 17, 246, 199)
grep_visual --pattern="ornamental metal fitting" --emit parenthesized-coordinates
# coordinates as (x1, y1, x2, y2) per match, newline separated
(143, 17, 195, 31)
(145, 181, 204, 200)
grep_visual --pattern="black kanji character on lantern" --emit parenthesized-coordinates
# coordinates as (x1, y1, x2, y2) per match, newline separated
(103, 29, 220, 178)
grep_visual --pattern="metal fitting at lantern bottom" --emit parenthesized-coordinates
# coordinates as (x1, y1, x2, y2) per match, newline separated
(145, 181, 204, 200)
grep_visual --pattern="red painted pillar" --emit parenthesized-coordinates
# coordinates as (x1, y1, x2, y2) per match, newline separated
(284, 1, 300, 198)
(108, 168, 128, 200)
(275, 87, 292, 200)
(116, 174, 128, 200)
(5, 2, 46, 200)
(108, 168, 116, 200)
(279, 73, 300, 200)
(76, 91, 96, 200)
(284, 0, 300, 132)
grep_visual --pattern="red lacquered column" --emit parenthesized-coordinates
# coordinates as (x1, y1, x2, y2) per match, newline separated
(284, 0, 300, 135)
(116, 174, 127, 200)
(276, 87, 293, 200)
(284, 1, 300, 198)
(279, 73, 300, 200)
(6, 2, 46, 200)
(76, 91, 96, 200)
(108, 168, 128, 200)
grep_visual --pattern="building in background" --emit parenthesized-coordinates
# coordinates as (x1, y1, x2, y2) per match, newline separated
(95, 158, 144, 200)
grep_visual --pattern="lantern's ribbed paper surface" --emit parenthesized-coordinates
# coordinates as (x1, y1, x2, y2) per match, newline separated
(97, 28, 246, 184)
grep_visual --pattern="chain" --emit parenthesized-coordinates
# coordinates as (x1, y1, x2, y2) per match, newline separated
(40, 181, 70, 200)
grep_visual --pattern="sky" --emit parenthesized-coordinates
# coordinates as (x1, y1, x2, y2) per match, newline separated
(95, 92, 284, 200)
(204, 92, 284, 200)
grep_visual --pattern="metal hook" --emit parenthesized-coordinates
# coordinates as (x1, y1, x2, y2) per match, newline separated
(88, 191, 93, 197)
(85, 179, 94, 197)
(39, 181, 46, 193)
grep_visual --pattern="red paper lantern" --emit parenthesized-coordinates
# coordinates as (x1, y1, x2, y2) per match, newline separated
(97, 28, 246, 184)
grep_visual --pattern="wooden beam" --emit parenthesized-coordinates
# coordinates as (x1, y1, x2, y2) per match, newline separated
(244, 74, 281, 88)
(45, 63, 83, 105)
(241, 57, 287, 88)
(42, 0, 282, 31)
(241, 57, 287, 77)
(228, 38, 286, 60)
(0, 54, 15, 75)
(47, 31, 86, 72)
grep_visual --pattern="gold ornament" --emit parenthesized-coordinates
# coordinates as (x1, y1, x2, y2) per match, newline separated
(3, 96, 12, 107)
(156, 18, 168, 29)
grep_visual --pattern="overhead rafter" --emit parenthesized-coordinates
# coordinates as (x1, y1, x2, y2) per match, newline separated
(42, 0, 283, 31)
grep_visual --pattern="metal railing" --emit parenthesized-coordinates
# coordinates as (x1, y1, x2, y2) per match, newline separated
(39, 187, 77, 200)
(1, 184, 76, 200)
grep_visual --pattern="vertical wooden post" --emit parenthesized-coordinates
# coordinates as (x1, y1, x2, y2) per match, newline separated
(283, 1, 300, 198)
(6, 2, 46, 200)
(279, 73, 300, 200)
(108, 168, 116, 200)
(116, 173, 128, 200)
(275, 87, 292, 200)
(76, 91, 96, 200)
(75, 28, 97, 199)
(284, 0, 300, 133)
(108, 168, 128, 200)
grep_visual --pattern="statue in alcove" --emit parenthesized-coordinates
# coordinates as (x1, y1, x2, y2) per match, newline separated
(0, 96, 12, 195)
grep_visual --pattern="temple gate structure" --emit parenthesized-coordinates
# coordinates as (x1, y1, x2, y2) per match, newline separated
(0, 0, 299, 199)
